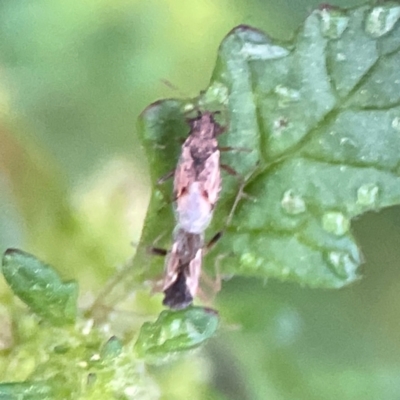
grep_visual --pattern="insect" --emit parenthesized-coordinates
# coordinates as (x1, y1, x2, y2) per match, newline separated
(161, 228, 204, 309)
(157, 109, 252, 309)
(156, 111, 225, 309)
(170, 111, 226, 233)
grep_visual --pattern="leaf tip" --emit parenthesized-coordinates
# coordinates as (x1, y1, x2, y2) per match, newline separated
(139, 99, 166, 120)
(318, 3, 344, 12)
(223, 24, 271, 47)
(2, 248, 24, 266)
(226, 24, 265, 37)
(3, 247, 23, 257)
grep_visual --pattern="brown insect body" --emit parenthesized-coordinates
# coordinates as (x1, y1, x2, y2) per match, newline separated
(162, 228, 203, 309)
(173, 111, 224, 234)
(162, 111, 226, 309)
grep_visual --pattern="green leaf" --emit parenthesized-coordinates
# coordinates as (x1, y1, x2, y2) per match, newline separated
(1, 249, 78, 325)
(131, 3, 400, 290)
(100, 335, 123, 360)
(135, 307, 219, 361)
(0, 381, 54, 400)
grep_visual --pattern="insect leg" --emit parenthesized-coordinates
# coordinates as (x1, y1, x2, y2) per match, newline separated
(224, 163, 260, 228)
(220, 163, 240, 177)
(204, 231, 223, 254)
(219, 146, 252, 153)
(149, 247, 169, 257)
(157, 169, 175, 184)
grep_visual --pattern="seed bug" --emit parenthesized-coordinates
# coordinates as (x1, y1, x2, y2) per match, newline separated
(156, 110, 253, 309)
(158, 111, 225, 308)
(161, 228, 204, 309)
(171, 111, 226, 234)
(158, 109, 249, 234)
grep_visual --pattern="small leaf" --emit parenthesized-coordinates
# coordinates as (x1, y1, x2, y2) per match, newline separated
(134, 4, 400, 290)
(100, 335, 123, 360)
(1, 248, 78, 325)
(0, 381, 54, 400)
(135, 307, 219, 361)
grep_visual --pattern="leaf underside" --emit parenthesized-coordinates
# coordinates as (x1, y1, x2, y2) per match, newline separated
(134, 3, 400, 291)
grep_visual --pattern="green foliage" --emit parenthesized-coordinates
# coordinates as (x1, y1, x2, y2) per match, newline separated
(132, 3, 400, 293)
(0, 381, 54, 400)
(135, 307, 219, 361)
(1, 1, 400, 399)
(0, 247, 217, 398)
(1, 249, 78, 326)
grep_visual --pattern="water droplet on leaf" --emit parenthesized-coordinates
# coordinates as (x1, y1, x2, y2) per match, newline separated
(339, 137, 357, 154)
(274, 85, 301, 107)
(391, 116, 400, 131)
(327, 251, 358, 280)
(322, 212, 350, 236)
(240, 252, 264, 271)
(336, 53, 346, 61)
(273, 117, 289, 132)
(281, 189, 306, 215)
(365, 5, 400, 38)
(357, 183, 379, 207)
(154, 190, 164, 200)
(339, 137, 352, 145)
(200, 81, 229, 106)
(318, 7, 349, 39)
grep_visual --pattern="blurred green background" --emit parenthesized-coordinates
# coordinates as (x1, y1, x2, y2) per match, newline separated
(1, 0, 400, 399)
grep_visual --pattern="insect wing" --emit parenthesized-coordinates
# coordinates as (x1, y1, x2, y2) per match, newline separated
(198, 150, 221, 208)
(173, 150, 221, 234)
(185, 247, 202, 299)
(162, 241, 180, 292)
(173, 144, 194, 199)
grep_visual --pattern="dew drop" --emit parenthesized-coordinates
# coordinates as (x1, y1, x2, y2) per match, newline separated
(154, 189, 164, 201)
(322, 212, 350, 236)
(391, 116, 400, 132)
(274, 85, 301, 104)
(357, 183, 379, 207)
(339, 136, 357, 152)
(336, 52, 347, 61)
(339, 137, 357, 150)
(200, 81, 229, 106)
(340, 137, 351, 145)
(281, 189, 306, 215)
(318, 8, 349, 39)
(273, 117, 289, 132)
(31, 283, 41, 291)
(240, 253, 263, 271)
(327, 251, 358, 280)
(365, 5, 400, 38)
